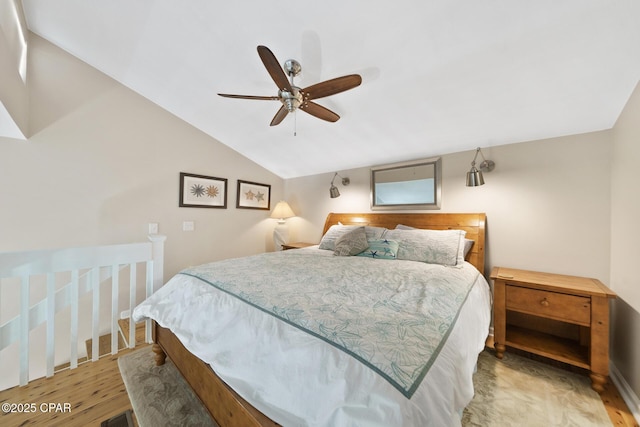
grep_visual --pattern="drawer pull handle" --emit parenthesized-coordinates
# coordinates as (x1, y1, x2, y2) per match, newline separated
(540, 298, 550, 307)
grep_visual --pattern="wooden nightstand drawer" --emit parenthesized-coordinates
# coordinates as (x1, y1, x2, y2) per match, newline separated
(506, 285, 591, 326)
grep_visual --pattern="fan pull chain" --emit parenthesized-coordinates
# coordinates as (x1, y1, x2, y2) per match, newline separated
(294, 110, 297, 136)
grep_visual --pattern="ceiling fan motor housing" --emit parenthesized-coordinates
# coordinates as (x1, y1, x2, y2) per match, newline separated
(279, 87, 303, 112)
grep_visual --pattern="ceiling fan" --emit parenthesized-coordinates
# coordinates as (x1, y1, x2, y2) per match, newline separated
(218, 45, 362, 127)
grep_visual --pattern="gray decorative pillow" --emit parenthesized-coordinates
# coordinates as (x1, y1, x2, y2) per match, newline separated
(319, 225, 386, 251)
(333, 227, 369, 256)
(384, 228, 466, 266)
(463, 239, 474, 258)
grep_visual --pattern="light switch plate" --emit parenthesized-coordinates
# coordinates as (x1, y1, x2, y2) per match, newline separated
(183, 221, 195, 231)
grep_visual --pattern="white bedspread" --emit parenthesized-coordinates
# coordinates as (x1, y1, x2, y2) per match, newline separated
(133, 248, 491, 427)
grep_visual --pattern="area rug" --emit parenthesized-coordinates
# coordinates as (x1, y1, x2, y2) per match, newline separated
(118, 347, 218, 427)
(462, 351, 611, 426)
(120, 346, 611, 427)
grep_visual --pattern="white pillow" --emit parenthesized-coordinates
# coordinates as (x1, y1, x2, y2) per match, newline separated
(384, 228, 467, 266)
(395, 224, 474, 259)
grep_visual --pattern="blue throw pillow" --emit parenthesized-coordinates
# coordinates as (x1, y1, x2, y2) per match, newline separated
(356, 239, 399, 260)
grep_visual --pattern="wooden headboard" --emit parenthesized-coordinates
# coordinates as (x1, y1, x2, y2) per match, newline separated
(322, 212, 486, 275)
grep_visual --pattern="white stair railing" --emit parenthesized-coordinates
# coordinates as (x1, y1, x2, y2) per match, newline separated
(0, 235, 166, 388)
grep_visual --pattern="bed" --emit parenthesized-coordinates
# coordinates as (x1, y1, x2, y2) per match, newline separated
(133, 212, 489, 427)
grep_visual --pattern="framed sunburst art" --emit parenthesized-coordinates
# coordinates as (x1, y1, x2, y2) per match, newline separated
(179, 172, 227, 208)
(236, 179, 271, 210)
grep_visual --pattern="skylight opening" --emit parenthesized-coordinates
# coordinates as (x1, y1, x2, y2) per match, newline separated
(1, 0, 28, 83)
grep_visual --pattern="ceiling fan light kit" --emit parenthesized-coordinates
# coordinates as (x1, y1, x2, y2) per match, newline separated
(219, 46, 362, 128)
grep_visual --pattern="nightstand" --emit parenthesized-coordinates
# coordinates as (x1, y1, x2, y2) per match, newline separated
(281, 242, 316, 250)
(491, 267, 616, 393)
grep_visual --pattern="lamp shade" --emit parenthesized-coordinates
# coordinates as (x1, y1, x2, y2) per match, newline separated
(466, 167, 485, 187)
(270, 201, 296, 222)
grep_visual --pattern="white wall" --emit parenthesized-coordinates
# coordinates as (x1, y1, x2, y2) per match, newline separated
(286, 131, 611, 282)
(0, 34, 284, 275)
(611, 80, 640, 406)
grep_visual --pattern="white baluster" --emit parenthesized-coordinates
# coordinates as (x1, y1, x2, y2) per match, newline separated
(111, 264, 119, 355)
(19, 274, 29, 386)
(46, 272, 55, 377)
(128, 263, 136, 348)
(91, 267, 99, 362)
(70, 270, 79, 369)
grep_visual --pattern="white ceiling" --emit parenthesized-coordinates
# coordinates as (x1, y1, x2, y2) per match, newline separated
(20, 0, 640, 178)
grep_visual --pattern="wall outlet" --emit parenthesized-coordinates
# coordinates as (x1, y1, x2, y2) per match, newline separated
(120, 310, 131, 319)
(183, 221, 195, 232)
(148, 223, 159, 234)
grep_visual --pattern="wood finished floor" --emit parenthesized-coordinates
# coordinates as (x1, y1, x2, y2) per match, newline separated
(0, 329, 636, 427)
(0, 347, 144, 427)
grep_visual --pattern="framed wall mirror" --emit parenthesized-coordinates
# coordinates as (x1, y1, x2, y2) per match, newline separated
(370, 157, 442, 210)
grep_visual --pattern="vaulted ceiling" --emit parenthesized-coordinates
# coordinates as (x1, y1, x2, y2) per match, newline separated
(19, 1, 640, 178)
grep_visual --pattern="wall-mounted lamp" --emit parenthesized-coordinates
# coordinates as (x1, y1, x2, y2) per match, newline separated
(466, 147, 495, 187)
(329, 173, 350, 198)
(270, 201, 296, 250)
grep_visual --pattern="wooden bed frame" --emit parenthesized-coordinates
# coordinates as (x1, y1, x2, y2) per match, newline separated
(151, 212, 487, 427)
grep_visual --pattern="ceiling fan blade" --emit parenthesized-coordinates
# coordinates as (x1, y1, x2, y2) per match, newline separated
(218, 94, 280, 100)
(257, 45, 292, 92)
(302, 74, 362, 100)
(299, 101, 340, 122)
(270, 105, 289, 126)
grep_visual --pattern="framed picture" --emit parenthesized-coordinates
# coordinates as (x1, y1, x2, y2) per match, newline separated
(236, 180, 271, 210)
(179, 172, 227, 208)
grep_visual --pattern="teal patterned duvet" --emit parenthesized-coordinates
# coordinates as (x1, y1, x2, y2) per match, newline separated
(181, 250, 480, 398)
